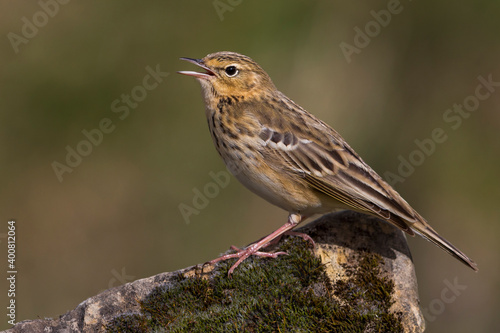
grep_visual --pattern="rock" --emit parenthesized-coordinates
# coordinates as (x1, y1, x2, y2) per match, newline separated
(303, 211, 425, 332)
(3, 211, 424, 333)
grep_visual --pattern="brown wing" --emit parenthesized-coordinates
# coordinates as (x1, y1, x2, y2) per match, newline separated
(259, 125, 418, 235)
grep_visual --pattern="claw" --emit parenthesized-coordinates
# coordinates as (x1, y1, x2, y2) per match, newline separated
(207, 213, 312, 276)
(284, 231, 315, 247)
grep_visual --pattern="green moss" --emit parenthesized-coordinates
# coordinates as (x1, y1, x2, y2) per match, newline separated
(106, 238, 403, 332)
(333, 250, 403, 332)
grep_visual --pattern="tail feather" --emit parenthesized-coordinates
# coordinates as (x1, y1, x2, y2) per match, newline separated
(410, 221, 478, 272)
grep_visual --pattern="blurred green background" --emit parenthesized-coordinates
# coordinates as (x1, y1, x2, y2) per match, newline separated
(1, 1, 499, 332)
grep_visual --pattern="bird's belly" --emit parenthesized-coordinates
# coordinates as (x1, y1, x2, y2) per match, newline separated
(227, 157, 324, 215)
(214, 136, 343, 216)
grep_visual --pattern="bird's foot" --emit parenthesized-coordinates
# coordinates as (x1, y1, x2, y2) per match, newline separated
(206, 213, 312, 277)
(257, 230, 315, 250)
(283, 230, 315, 247)
(208, 244, 288, 276)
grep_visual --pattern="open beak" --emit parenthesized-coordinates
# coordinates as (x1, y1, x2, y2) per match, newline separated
(178, 57, 216, 79)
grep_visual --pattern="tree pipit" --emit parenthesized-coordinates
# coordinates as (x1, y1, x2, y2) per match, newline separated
(178, 51, 478, 276)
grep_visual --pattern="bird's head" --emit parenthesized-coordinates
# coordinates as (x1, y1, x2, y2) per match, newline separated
(178, 51, 276, 99)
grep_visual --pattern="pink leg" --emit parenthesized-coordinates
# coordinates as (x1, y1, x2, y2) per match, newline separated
(208, 213, 313, 276)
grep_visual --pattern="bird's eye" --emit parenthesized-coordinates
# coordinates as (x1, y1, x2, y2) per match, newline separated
(224, 66, 239, 77)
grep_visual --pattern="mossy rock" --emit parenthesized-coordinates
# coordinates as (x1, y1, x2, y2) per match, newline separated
(106, 237, 404, 332)
(5, 212, 423, 333)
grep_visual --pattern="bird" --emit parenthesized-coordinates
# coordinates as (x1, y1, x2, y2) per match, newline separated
(178, 51, 478, 276)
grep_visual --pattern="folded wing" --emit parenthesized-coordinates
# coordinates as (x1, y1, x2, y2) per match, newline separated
(259, 125, 418, 235)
